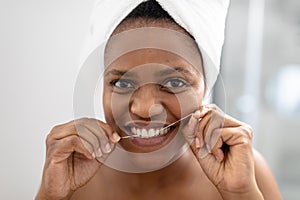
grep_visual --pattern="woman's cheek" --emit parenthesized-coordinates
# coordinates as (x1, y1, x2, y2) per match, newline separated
(106, 91, 129, 119)
(170, 90, 203, 115)
(102, 89, 114, 124)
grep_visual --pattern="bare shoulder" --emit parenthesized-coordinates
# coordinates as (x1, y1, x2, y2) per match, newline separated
(253, 149, 283, 200)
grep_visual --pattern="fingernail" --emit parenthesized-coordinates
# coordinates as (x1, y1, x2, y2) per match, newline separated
(194, 110, 201, 118)
(195, 138, 201, 149)
(112, 132, 121, 142)
(96, 147, 103, 158)
(199, 138, 204, 148)
(200, 106, 208, 114)
(216, 155, 223, 163)
(206, 143, 211, 153)
(188, 115, 197, 125)
(104, 143, 112, 153)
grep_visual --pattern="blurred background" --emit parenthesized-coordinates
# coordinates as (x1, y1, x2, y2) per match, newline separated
(216, 0, 300, 199)
(0, 0, 299, 199)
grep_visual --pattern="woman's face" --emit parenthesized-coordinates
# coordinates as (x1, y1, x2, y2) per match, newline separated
(103, 26, 205, 153)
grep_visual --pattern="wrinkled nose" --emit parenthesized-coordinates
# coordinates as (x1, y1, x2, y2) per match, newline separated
(130, 84, 164, 119)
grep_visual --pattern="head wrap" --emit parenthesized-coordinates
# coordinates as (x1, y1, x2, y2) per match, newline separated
(79, 0, 230, 94)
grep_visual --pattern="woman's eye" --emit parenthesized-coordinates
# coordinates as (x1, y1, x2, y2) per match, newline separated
(112, 79, 134, 88)
(114, 80, 133, 88)
(163, 78, 187, 88)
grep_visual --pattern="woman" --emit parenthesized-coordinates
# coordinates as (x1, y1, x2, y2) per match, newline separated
(36, 1, 282, 199)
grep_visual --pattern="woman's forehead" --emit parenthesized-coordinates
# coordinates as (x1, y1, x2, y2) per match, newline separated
(104, 48, 203, 81)
(104, 27, 203, 72)
(107, 49, 196, 67)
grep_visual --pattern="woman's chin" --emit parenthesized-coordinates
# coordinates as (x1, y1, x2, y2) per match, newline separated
(125, 151, 175, 172)
(102, 126, 188, 173)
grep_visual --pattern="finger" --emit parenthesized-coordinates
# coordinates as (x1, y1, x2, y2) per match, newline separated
(47, 121, 78, 140)
(196, 108, 215, 147)
(196, 110, 221, 151)
(201, 104, 242, 128)
(97, 120, 121, 143)
(223, 114, 246, 127)
(205, 105, 243, 127)
(200, 126, 253, 161)
(193, 121, 204, 149)
(198, 105, 243, 151)
(203, 116, 223, 151)
(76, 125, 112, 164)
(74, 118, 114, 155)
(210, 136, 224, 162)
(198, 105, 211, 118)
(193, 107, 209, 149)
(47, 125, 97, 159)
(182, 110, 208, 156)
(195, 112, 223, 159)
(202, 108, 224, 136)
(182, 110, 200, 145)
(86, 119, 119, 143)
(220, 126, 253, 147)
(92, 123, 118, 153)
(48, 119, 117, 159)
(75, 124, 105, 157)
(50, 135, 94, 163)
(195, 131, 223, 161)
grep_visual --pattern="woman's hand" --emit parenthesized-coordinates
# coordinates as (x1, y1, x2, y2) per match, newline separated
(183, 104, 264, 200)
(36, 118, 120, 200)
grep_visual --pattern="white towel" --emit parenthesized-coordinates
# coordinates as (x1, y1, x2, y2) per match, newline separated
(79, 0, 230, 95)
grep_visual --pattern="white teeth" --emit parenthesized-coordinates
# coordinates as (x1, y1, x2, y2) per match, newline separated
(131, 127, 137, 134)
(148, 129, 155, 137)
(130, 126, 172, 138)
(137, 129, 141, 136)
(155, 129, 160, 136)
(164, 127, 170, 134)
(141, 129, 148, 138)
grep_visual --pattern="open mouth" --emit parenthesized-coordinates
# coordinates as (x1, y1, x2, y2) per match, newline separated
(122, 122, 178, 149)
(128, 125, 175, 138)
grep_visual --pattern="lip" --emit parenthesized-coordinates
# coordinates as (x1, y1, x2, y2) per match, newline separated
(124, 120, 168, 130)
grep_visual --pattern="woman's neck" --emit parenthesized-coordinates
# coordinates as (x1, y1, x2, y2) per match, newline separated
(100, 149, 203, 191)
(72, 149, 222, 200)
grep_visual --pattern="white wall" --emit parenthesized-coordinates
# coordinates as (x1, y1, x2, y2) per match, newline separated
(0, 1, 94, 199)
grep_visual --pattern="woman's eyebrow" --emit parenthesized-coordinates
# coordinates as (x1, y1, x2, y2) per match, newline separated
(104, 69, 136, 77)
(157, 67, 195, 77)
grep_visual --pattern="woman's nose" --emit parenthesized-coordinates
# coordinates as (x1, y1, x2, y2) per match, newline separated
(130, 85, 164, 119)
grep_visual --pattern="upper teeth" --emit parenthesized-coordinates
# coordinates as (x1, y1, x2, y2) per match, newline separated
(131, 127, 170, 138)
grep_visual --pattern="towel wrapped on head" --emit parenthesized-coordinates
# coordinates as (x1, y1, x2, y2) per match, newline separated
(80, 0, 230, 96)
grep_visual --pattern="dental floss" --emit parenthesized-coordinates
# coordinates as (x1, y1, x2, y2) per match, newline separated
(159, 113, 194, 133)
(121, 135, 139, 139)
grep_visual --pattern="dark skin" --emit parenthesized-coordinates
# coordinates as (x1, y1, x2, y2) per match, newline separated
(71, 149, 222, 200)
(36, 20, 282, 200)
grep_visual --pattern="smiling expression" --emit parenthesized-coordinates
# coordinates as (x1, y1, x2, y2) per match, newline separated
(102, 24, 205, 153)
